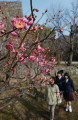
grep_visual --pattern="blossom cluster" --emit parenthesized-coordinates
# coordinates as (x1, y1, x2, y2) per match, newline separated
(1, 8, 57, 92)
(11, 17, 43, 33)
(0, 22, 6, 33)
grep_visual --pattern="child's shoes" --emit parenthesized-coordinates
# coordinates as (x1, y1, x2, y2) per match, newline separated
(65, 105, 69, 112)
(69, 105, 72, 112)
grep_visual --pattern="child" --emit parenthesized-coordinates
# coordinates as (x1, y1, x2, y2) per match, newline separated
(63, 72, 76, 112)
(55, 70, 64, 91)
(46, 76, 60, 120)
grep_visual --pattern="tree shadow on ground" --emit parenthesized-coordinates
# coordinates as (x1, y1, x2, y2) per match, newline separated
(16, 95, 50, 120)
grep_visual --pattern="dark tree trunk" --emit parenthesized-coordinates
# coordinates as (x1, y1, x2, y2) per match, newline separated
(67, 49, 73, 65)
(67, 33, 74, 66)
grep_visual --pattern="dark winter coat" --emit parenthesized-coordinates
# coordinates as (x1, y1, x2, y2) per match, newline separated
(62, 79, 75, 93)
(55, 76, 64, 91)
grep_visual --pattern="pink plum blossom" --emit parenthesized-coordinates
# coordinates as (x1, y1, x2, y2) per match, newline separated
(11, 18, 16, 22)
(0, 30, 5, 34)
(19, 57, 24, 62)
(42, 68, 49, 73)
(36, 78, 42, 82)
(5, 42, 14, 51)
(27, 16, 33, 25)
(28, 16, 33, 21)
(33, 26, 38, 30)
(15, 50, 18, 53)
(29, 56, 36, 61)
(38, 26, 43, 30)
(39, 62, 45, 66)
(17, 53, 23, 59)
(21, 58, 27, 63)
(59, 29, 63, 32)
(11, 48, 15, 53)
(11, 31, 20, 37)
(49, 57, 56, 62)
(20, 43, 26, 52)
(34, 57, 39, 62)
(34, 8, 39, 12)
(34, 49, 39, 55)
(37, 44, 44, 52)
(40, 83, 46, 86)
(0, 22, 4, 28)
(27, 20, 33, 25)
(12, 18, 27, 29)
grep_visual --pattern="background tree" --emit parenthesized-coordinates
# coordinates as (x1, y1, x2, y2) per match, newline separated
(46, 0, 78, 65)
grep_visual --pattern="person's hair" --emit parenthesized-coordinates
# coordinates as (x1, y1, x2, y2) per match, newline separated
(57, 71, 62, 75)
(49, 76, 56, 83)
(51, 76, 56, 82)
(64, 72, 71, 79)
(59, 70, 64, 74)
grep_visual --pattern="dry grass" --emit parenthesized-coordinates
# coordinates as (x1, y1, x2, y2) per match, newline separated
(0, 76, 78, 120)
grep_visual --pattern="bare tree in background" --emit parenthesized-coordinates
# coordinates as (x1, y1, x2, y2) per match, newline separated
(46, 0, 78, 65)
